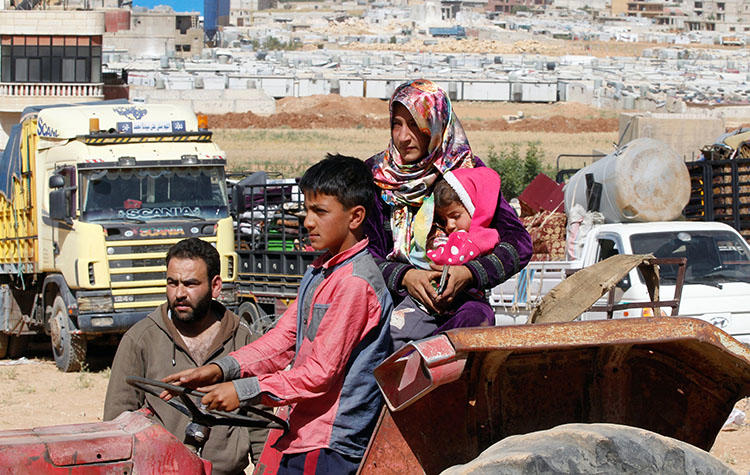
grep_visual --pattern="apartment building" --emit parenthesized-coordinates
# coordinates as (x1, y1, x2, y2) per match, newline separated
(0, 10, 105, 145)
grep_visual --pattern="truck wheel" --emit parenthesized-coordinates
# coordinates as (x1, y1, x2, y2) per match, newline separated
(237, 301, 266, 338)
(49, 295, 86, 372)
(442, 423, 733, 474)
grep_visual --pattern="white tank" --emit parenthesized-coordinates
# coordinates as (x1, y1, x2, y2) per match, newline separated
(564, 138, 691, 223)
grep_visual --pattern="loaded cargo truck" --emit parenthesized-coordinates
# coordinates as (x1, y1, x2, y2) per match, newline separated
(228, 173, 319, 335)
(493, 138, 750, 344)
(0, 101, 237, 371)
(684, 157, 750, 241)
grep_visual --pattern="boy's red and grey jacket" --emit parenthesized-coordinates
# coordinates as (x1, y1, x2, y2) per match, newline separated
(213, 238, 393, 458)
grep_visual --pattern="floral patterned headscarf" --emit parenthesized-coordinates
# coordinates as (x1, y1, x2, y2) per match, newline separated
(371, 79, 475, 263)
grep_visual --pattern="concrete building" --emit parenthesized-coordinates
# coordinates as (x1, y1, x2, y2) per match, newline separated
(0, 9, 105, 147)
(618, 113, 726, 160)
(487, 0, 548, 14)
(440, 0, 488, 19)
(648, 0, 750, 33)
(611, 0, 666, 18)
(105, 7, 203, 59)
(684, 0, 750, 33)
(230, 0, 278, 27)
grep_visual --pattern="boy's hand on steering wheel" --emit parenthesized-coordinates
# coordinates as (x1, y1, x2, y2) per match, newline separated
(159, 364, 223, 401)
(198, 382, 241, 412)
(402, 268, 442, 313)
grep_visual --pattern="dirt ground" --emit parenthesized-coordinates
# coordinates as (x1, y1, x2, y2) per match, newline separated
(333, 35, 746, 59)
(207, 96, 618, 133)
(209, 97, 620, 176)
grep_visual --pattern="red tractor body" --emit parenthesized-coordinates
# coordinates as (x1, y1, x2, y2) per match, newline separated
(0, 409, 211, 474)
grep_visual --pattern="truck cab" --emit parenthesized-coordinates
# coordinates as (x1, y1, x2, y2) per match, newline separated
(0, 101, 237, 371)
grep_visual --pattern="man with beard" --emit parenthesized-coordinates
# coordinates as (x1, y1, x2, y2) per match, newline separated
(103, 238, 258, 475)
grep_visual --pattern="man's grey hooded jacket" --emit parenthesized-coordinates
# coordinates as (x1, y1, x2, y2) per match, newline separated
(104, 301, 256, 475)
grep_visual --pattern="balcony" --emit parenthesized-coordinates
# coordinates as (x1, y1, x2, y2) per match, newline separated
(0, 82, 104, 112)
(0, 82, 103, 97)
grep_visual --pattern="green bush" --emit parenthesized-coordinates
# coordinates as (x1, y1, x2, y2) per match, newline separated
(485, 142, 552, 199)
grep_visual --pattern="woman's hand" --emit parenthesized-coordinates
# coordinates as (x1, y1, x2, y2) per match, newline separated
(402, 268, 442, 312)
(434, 265, 474, 307)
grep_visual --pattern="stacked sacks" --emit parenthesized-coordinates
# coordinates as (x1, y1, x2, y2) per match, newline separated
(517, 173, 566, 261)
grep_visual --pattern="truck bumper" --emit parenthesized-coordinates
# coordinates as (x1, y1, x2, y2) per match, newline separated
(76, 310, 150, 335)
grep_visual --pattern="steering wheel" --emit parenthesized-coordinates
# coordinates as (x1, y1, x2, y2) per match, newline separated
(126, 376, 288, 436)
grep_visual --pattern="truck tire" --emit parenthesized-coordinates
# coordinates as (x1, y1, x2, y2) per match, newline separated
(237, 301, 266, 338)
(49, 295, 86, 372)
(441, 423, 733, 475)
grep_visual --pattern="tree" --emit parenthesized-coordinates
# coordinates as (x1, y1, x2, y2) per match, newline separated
(485, 142, 551, 199)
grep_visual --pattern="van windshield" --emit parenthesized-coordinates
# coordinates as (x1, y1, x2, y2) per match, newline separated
(79, 166, 229, 222)
(630, 231, 750, 285)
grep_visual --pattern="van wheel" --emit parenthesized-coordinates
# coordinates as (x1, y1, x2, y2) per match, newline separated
(442, 423, 732, 474)
(237, 301, 267, 338)
(49, 295, 87, 372)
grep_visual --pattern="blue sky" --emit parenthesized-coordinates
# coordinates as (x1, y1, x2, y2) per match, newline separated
(133, 0, 203, 16)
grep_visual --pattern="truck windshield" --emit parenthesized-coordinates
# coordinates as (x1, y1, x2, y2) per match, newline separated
(79, 166, 229, 222)
(630, 231, 750, 285)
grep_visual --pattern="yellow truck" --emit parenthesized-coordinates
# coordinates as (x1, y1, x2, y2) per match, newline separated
(0, 101, 237, 371)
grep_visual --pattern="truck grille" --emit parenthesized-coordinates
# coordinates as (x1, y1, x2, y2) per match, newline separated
(105, 237, 217, 310)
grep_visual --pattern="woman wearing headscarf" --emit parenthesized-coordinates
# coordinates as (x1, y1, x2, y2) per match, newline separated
(364, 79, 532, 336)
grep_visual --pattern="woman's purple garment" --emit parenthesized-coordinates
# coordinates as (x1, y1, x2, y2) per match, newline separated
(391, 295, 495, 350)
(435, 299, 495, 333)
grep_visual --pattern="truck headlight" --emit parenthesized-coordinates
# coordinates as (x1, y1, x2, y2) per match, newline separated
(219, 287, 237, 305)
(77, 295, 114, 313)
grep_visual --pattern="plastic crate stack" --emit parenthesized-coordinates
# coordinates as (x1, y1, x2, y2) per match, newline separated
(685, 157, 750, 243)
(235, 179, 310, 251)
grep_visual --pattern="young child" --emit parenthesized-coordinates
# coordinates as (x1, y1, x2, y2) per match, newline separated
(162, 154, 393, 474)
(427, 167, 501, 266)
(390, 166, 501, 349)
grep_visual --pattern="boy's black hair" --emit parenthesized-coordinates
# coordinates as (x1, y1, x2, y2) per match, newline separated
(299, 154, 376, 214)
(166, 237, 221, 281)
(434, 178, 461, 209)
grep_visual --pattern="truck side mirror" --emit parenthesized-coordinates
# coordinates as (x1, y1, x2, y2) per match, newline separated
(616, 275, 631, 292)
(49, 175, 65, 189)
(49, 189, 71, 221)
(232, 184, 246, 215)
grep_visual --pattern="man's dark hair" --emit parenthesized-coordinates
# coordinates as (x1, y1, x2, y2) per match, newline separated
(434, 178, 461, 209)
(299, 153, 376, 214)
(166, 238, 221, 281)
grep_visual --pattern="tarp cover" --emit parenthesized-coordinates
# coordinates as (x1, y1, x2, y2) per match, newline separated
(0, 124, 23, 203)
